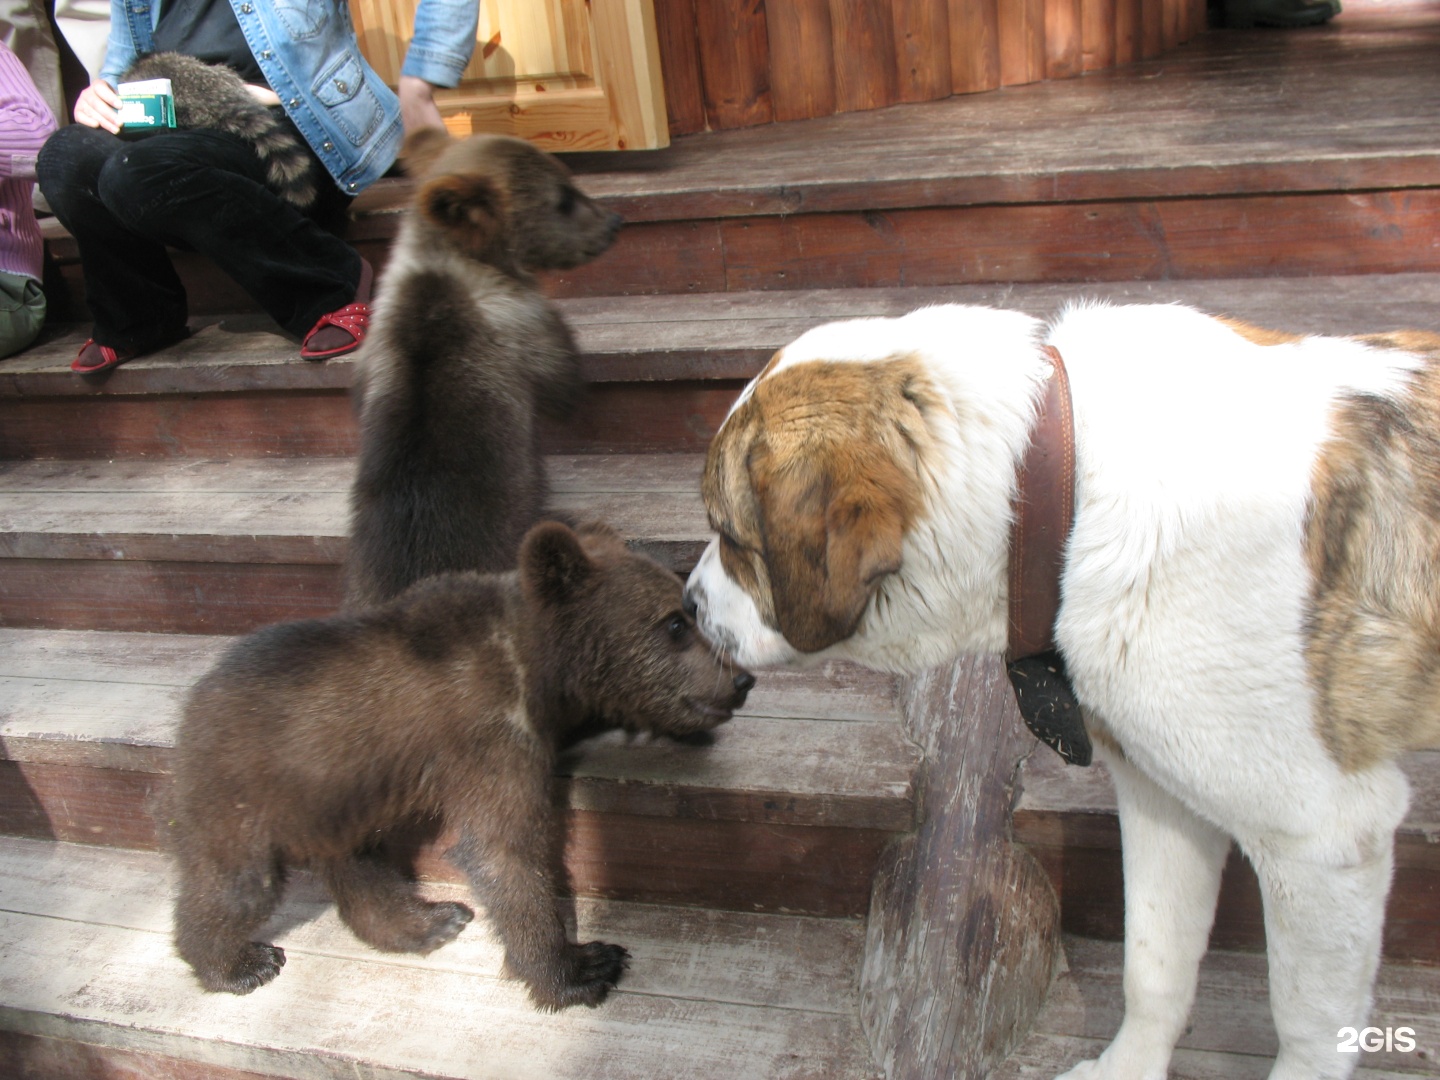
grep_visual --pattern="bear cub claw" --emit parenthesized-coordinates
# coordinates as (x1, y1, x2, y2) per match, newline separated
(536, 940, 630, 1010)
(416, 901, 474, 953)
(205, 942, 286, 995)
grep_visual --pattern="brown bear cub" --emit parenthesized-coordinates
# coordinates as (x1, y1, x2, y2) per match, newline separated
(168, 521, 754, 1010)
(344, 129, 623, 608)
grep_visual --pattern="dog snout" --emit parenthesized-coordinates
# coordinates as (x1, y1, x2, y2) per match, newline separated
(683, 591, 699, 619)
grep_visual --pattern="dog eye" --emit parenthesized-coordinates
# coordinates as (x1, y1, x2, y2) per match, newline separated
(557, 187, 577, 215)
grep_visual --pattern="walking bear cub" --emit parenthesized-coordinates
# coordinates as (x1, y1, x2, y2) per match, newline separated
(168, 521, 754, 1010)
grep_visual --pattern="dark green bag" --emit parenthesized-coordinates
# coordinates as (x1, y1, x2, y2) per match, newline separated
(0, 270, 45, 359)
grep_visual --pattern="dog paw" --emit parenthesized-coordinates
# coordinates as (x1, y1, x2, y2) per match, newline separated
(416, 901, 473, 953)
(201, 942, 286, 994)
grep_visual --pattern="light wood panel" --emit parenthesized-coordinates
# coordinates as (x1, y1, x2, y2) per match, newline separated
(351, 0, 669, 149)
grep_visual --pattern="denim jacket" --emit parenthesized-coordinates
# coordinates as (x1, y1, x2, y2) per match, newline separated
(100, 0, 477, 194)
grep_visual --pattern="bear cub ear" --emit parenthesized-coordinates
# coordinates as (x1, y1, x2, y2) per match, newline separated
(520, 521, 598, 606)
(419, 174, 506, 256)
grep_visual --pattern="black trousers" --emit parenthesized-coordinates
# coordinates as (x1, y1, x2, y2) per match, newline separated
(37, 120, 361, 349)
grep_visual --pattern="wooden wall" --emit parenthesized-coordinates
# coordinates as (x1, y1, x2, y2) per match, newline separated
(654, 0, 1209, 135)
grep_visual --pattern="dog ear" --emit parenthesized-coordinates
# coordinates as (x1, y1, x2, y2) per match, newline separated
(751, 445, 908, 653)
(399, 125, 454, 178)
(520, 521, 596, 607)
(418, 173, 507, 257)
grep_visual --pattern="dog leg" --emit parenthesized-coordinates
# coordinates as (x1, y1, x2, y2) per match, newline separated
(1056, 750, 1230, 1080)
(1243, 773, 1406, 1080)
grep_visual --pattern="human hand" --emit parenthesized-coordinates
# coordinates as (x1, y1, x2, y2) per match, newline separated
(74, 79, 121, 133)
(398, 75, 445, 133)
(244, 84, 282, 107)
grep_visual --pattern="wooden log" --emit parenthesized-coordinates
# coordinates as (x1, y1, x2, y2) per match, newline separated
(1045, 0, 1084, 80)
(767, 0, 838, 122)
(830, 0, 901, 112)
(1082, 0, 1118, 72)
(651, 0, 708, 135)
(949, 0, 1002, 94)
(999, 0, 1047, 85)
(892, 0, 952, 104)
(694, 0, 774, 130)
(1141, 0, 1165, 57)
(860, 655, 1061, 1080)
(1115, 0, 1142, 64)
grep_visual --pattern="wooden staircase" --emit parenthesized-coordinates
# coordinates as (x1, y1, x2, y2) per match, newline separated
(3, 11, 1440, 1079)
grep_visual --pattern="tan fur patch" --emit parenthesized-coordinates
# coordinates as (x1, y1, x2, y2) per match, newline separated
(702, 356, 941, 652)
(1306, 353, 1440, 770)
(1217, 317, 1305, 347)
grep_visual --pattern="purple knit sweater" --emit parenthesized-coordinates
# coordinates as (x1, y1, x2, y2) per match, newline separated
(0, 42, 58, 281)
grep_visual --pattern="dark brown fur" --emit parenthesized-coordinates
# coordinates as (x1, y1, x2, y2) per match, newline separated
(344, 131, 623, 608)
(168, 521, 753, 1009)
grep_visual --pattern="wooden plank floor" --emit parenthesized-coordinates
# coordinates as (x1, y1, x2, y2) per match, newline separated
(994, 936, 1440, 1078)
(0, 837, 879, 1080)
(546, 13, 1440, 220)
(0, 455, 708, 569)
(5, 274, 1440, 400)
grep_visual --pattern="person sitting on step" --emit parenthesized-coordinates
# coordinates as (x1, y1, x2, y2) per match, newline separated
(35, 0, 477, 375)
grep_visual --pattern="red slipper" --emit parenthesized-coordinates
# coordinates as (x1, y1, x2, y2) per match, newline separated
(300, 301, 371, 360)
(300, 257, 374, 361)
(71, 339, 138, 374)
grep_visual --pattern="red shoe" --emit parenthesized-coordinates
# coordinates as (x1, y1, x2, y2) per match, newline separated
(300, 301, 371, 360)
(71, 339, 138, 374)
(300, 257, 374, 361)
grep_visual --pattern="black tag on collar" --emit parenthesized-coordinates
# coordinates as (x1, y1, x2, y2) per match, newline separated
(1006, 650, 1091, 766)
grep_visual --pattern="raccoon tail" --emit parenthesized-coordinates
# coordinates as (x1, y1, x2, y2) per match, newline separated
(217, 104, 318, 212)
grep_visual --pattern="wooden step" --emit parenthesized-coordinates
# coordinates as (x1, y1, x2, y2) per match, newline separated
(7, 274, 1440, 461)
(993, 935, 1440, 1078)
(0, 835, 880, 1079)
(0, 455, 709, 633)
(1013, 748, 1440, 964)
(40, 15, 1440, 313)
(0, 627, 916, 918)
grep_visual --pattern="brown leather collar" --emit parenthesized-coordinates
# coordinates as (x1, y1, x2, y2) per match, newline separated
(1007, 345, 1076, 660)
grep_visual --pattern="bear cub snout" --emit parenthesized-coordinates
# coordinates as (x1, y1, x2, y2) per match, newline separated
(168, 521, 753, 1010)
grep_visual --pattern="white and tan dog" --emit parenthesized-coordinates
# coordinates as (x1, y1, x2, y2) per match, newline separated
(683, 302, 1440, 1080)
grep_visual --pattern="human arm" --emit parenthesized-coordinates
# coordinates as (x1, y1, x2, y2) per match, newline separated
(399, 0, 478, 132)
(0, 43, 59, 175)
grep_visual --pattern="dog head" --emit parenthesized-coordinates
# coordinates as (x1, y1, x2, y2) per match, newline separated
(684, 306, 1045, 672)
(400, 128, 623, 272)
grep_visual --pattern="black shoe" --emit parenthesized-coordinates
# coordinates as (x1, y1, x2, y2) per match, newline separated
(1225, 0, 1340, 27)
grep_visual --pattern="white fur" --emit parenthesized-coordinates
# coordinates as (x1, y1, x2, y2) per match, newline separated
(686, 302, 1421, 1080)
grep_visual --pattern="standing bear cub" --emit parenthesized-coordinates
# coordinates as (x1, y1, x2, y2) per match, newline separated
(168, 521, 754, 1010)
(344, 129, 623, 608)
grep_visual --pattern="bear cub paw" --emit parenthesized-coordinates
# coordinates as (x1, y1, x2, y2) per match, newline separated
(534, 940, 630, 1010)
(203, 942, 286, 995)
(413, 901, 474, 954)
